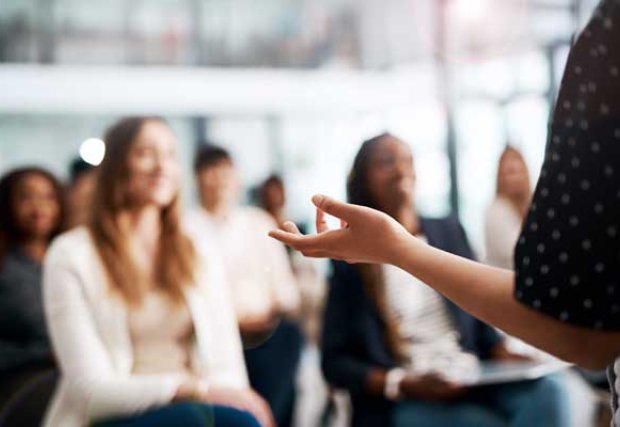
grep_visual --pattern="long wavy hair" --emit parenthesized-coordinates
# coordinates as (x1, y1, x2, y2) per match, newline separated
(347, 133, 407, 362)
(0, 167, 66, 265)
(89, 117, 196, 306)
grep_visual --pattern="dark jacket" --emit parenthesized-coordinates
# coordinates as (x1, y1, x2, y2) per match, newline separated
(0, 248, 51, 374)
(321, 216, 502, 427)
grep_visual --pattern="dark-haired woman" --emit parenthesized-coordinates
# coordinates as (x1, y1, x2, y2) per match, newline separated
(321, 134, 569, 427)
(43, 117, 274, 427)
(0, 167, 65, 418)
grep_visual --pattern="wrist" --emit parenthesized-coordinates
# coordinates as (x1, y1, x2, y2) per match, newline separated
(194, 380, 210, 400)
(388, 231, 418, 268)
(384, 368, 407, 401)
(175, 379, 210, 402)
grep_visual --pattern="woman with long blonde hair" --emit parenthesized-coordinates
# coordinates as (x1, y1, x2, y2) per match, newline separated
(42, 117, 273, 427)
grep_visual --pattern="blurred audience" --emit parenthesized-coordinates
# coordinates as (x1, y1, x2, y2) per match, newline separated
(186, 145, 302, 427)
(257, 174, 326, 344)
(65, 158, 97, 229)
(42, 117, 272, 427)
(257, 174, 329, 427)
(321, 133, 570, 427)
(0, 167, 65, 420)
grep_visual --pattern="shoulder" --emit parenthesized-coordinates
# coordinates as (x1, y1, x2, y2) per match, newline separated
(239, 206, 277, 229)
(420, 215, 463, 236)
(42, 228, 103, 298)
(329, 260, 363, 291)
(192, 243, 227, 289)
(183, 208, 210, 232)
(420, 215, 475, 258)
(486, 198, 516, 220)
(46, 227, 94, 265)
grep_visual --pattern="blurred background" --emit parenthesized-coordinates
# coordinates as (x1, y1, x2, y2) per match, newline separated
(0, 0, 602, 254)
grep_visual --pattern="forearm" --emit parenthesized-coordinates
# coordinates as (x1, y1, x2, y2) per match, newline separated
(84, 374, 184, 421)
(393, 236, 620, 369)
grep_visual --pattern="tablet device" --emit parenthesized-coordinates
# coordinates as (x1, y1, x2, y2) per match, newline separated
(448, 360, 570, 386)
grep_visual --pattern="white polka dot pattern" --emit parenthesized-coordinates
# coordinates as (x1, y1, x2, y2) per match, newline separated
(515, 0, 620, 333)
(513, 2, 620, 421)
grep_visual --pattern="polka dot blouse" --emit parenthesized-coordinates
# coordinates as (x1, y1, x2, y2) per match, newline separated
(514, 0, 620, 331)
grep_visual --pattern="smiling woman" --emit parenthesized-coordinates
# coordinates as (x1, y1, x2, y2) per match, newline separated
(88, 117, 193, 305)
(0, 167, 65, 424)
(42, 117, 274, 427)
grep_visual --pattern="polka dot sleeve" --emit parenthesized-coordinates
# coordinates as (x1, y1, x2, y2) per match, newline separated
(514, 0, 620, 331)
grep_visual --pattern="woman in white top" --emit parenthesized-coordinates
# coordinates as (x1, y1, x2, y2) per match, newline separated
(485, 147, 532, 271)
(43, 117, 274, 427)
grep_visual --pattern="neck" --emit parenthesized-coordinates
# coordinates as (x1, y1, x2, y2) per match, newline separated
(18, 237, 48, 263)
(121, 205, 162, 282)
(126, 205, 162, 248)
(202, 199, 232, 221)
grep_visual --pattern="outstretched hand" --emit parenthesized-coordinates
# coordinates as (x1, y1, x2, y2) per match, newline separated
(268, 194, 412, 265)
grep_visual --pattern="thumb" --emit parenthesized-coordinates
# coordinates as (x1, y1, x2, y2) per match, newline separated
(311, 195, 359, 222)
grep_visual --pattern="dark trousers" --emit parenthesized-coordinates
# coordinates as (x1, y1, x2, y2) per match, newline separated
(244, 319, 304, 427)
(94, 402, 261, 427)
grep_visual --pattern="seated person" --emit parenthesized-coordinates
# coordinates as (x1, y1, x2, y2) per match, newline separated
(257, 173, 326, 344)
(42, 117, 273, 427)
(321, 133, 570, 427)
(65, 157, 97, 229)
(0, 167, 65, 420)
(186, 145, 303, 427)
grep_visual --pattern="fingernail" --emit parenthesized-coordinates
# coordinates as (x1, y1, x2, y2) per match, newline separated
(312, 194, 325, 206)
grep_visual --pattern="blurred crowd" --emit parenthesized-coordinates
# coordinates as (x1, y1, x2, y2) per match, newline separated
(0, 118, 609, 427)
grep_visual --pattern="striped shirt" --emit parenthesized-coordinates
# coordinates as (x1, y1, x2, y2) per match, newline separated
(383, 241, 479, 380)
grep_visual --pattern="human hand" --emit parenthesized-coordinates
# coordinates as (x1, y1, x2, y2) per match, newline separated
(268, 194, 412, 265)
(399, 373, 467, 401)
(239, 312, 277, 335)
(490, 343, 536, 363)
(239, 313, 279, 349)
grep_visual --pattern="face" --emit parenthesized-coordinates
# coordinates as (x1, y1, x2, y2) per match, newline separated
(12, 173, 61, 239)
(125, 120, 181, 208)
(197, 159, 241, 209)
(366, 137, 416, 211)
(262, 181, 285, 211)
(498, 151, 529, 198)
